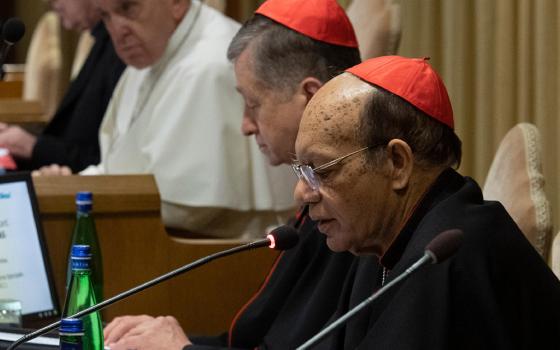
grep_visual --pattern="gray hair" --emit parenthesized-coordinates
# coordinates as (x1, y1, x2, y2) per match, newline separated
(227, 14, 361, 95)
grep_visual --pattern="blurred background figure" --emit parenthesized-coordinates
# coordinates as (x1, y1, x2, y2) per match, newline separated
(37, 0, 296, 238)
(0, 0, 125, 172)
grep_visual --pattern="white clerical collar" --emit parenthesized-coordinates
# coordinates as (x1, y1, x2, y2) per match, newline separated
(150, 0, 202, 73)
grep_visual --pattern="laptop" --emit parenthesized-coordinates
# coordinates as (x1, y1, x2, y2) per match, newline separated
(0, 173, 112, 349)
(0, 172, 59, 326)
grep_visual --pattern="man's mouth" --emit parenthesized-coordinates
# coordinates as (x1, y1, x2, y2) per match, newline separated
(317, 219, 335, 233)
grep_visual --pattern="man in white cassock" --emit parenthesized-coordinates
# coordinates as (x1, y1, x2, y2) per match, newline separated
(39, 0, 295, 238)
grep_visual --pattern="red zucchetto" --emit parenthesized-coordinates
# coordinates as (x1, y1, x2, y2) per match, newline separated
(255, 0, 359, 48)
(347, 56, 454, 129)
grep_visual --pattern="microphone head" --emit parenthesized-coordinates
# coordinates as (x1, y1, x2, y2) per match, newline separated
(267, 225, 299, 251)
(3, 17, 25, 44)
(425, 229, 463, 264)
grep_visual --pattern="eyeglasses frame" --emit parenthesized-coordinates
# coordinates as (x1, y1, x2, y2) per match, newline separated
(292, 146, 375, 192)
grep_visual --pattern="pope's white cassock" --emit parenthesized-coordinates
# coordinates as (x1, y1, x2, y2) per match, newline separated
(82, 1, 295, 238)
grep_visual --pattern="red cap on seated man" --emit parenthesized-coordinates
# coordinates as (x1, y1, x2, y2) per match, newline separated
(229, 0, 360, 166)
(294, 55, 458, 255)
(292, 55, 559, 348)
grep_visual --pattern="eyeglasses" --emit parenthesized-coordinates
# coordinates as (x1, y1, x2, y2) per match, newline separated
(291, 146, 371, 192)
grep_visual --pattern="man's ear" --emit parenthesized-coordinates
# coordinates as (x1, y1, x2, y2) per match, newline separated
(385, 139, 414, 190)
(299, 77, 323, 102)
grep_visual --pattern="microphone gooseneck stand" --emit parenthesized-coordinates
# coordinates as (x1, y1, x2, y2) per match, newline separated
(296, 228, 464, 350)
(296, 252, 433, 350)
(7, 238, 272, 350)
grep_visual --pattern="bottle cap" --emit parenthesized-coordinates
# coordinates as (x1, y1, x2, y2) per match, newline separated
(71, 245, 91, 259)
(75, 191, 93, 205)
(75, 191, 93, 213)
(60, 318, 84, 335)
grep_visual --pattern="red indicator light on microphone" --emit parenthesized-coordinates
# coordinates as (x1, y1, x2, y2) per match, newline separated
(267, 234, 276, 249)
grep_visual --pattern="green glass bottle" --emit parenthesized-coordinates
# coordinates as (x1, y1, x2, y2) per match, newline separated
(63, 245, 104, 350)
(59, 318, 84, 350)
(67, 191, 103, 303)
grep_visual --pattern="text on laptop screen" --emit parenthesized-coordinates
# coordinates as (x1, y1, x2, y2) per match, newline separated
(0, 173, 58, 320)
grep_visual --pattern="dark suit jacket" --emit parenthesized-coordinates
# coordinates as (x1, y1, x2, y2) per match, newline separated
(20, 22, 125, 172)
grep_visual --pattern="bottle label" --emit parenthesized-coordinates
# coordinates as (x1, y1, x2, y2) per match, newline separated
(76, 203, 92, 213)
(60, 343, 82, 350)
(71, 258, 90, 270)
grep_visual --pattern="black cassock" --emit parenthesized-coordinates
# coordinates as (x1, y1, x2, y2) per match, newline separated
(189, 208, 357, 350)
(190, 169, 560, 350)
(17, 22, 125, 173)
(323, 169, 560, 350)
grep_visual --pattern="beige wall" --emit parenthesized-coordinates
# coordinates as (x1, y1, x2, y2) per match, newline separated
(10, 1, 79, 93)
(394, 0, 560, 235)
(12, 0, 49, 63)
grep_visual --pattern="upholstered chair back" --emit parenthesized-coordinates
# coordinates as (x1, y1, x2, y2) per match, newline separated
(70, 30, 95, 80)
(552, 232, 560, 279)
(23, 11, 63, 120)
(205, 0, 226, 13)
(483, 123, 552, 259)
(346, 0, 402, 60)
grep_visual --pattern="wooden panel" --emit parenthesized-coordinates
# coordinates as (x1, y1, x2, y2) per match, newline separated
(3, 64, 26, 82)
(34, 175, 162, 214)
(0, 81, 23, 98)
(0, 99, 46, 125)
(33, 175, 278, 335)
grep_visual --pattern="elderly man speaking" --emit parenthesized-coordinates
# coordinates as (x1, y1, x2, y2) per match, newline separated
(293, 56, 560, 349)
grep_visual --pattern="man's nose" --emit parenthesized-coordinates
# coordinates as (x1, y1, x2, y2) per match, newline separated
(294, 178, 320, 206)
(241, 115, 258, 136)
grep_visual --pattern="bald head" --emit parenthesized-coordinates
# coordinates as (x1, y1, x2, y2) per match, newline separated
(296, 73, 372, 159)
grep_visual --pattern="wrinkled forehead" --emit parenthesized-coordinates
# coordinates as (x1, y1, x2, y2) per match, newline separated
(297, 73, 373, 152)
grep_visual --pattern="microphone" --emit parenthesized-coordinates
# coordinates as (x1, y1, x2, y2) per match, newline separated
(0, 17, 25, 79)
(296, 229, 464, 350)
(7, 225, 299, 350)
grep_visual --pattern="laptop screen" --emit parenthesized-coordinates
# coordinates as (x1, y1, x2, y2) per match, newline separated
(0, 172, 59, 323)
